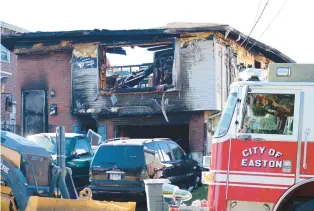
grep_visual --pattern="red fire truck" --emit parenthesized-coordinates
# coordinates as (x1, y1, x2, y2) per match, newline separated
(202, 63, 314, 211)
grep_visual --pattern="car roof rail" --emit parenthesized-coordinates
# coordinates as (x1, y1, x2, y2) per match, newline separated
(105, 137, 130, 142)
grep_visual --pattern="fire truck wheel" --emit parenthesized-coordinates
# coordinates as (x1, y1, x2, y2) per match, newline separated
(295, 199, 314, 211)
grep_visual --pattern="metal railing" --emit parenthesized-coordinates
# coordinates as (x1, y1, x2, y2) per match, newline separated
(105, 137, 130, 142)
(1, 123, 20, 135)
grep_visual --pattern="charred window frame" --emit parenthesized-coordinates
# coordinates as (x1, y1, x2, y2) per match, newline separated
(98, 38, 181, 93)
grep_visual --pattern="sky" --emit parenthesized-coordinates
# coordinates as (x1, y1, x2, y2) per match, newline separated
(1, 0, 313, 63)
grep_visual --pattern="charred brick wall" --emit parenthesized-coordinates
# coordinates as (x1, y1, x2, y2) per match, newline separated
(189, 112, 205, 152)
(16, 52, 80, 135)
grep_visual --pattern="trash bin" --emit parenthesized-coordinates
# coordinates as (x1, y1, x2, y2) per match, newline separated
(144, 179, 170, 211)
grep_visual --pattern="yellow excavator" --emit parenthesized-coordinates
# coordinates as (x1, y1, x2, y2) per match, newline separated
(0, 129, 136, 211)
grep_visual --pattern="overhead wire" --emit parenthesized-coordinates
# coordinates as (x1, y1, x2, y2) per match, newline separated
(254, 0, 263, 23)
(239, 0, 270, 48)
(248, 0, 289, 51)
(245, 0, 263, 48)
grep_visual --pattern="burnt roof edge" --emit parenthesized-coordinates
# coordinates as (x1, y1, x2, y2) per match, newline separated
(162, 25, 295, 63)
(1, 25, 295, 63)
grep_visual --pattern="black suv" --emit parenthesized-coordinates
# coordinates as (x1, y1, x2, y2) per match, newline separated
(89, 138, 201, 199)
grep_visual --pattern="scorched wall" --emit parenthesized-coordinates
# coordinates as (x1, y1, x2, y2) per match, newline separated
(16, 52, 80, 135)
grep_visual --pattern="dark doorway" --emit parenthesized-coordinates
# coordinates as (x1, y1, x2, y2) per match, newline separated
(117, 124, 190, 153)
(80, 117, 98, 134)
(22, 90, 47, 136)
(254, 60, 261, 69)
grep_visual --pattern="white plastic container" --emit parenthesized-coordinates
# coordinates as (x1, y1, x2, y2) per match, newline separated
(144, 179, 170, 211)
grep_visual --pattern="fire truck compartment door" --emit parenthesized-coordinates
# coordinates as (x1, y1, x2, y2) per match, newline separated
(298, 89, 314, 179)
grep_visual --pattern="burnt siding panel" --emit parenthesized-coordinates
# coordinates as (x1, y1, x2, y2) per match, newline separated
(101, 112, 194, 126)
(88, 91, 178, 111)
(72, 67, 99, 109)
(179, 40, 216, 111)
(214, 40, 227, 111)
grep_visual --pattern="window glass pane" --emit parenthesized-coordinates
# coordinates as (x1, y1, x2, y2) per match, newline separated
(93, 145, 145, 170)
(1, 45, 10, 62)
(214, 92, 238, 137)
(28, 135, 56, 154)
(168, 142, 185, 160)
(145, 142, 155, 151)
(157, 142, 172, 162)
(239, 93, 295, 135)
(74, 138, 92, 155)
(144, 142, 163, 164)
(27, 135, 74, 155)
(50, 137, 72, 156)
(25, 155, 51, 186)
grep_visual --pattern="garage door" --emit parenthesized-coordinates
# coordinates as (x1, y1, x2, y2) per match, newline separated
(117, 124, 190, 153)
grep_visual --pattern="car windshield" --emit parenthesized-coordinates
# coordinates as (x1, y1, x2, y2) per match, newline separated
(27, 135, 73, 155)
(92, 145, 145, 169)
(214, 92, 238, 137)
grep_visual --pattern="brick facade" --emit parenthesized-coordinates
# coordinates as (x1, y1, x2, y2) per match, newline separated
(189, 112, 205, 153)
(105, 121, 115, 139)
(16, 52, 80, 134)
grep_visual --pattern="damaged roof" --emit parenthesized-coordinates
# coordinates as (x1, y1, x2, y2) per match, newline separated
(155, 22, 222, 29)
(0, 22, 295, 63)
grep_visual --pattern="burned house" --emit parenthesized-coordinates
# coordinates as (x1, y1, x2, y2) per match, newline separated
(1, 22, 294, 163)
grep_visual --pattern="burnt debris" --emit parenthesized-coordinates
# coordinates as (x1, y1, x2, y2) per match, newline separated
(99, 43, 175, 93)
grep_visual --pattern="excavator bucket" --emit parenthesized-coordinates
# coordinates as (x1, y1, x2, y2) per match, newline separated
(25, 196, 136, 211)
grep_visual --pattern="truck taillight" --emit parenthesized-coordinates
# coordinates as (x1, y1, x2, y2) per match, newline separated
(169, 207, 179, 211)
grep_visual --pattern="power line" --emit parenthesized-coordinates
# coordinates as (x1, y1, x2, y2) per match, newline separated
(246, 0, 262, 47)
(248, 0, 289, 51)
(254, 0, 263, 23)
(239, 0, 270, 48)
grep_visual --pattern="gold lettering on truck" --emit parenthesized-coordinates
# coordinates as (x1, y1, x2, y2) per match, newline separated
(241, 147, 284, 168)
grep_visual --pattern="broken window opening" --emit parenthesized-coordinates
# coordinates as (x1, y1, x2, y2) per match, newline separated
(254, 60, 261, 69)
(99, 42, 175, 93)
